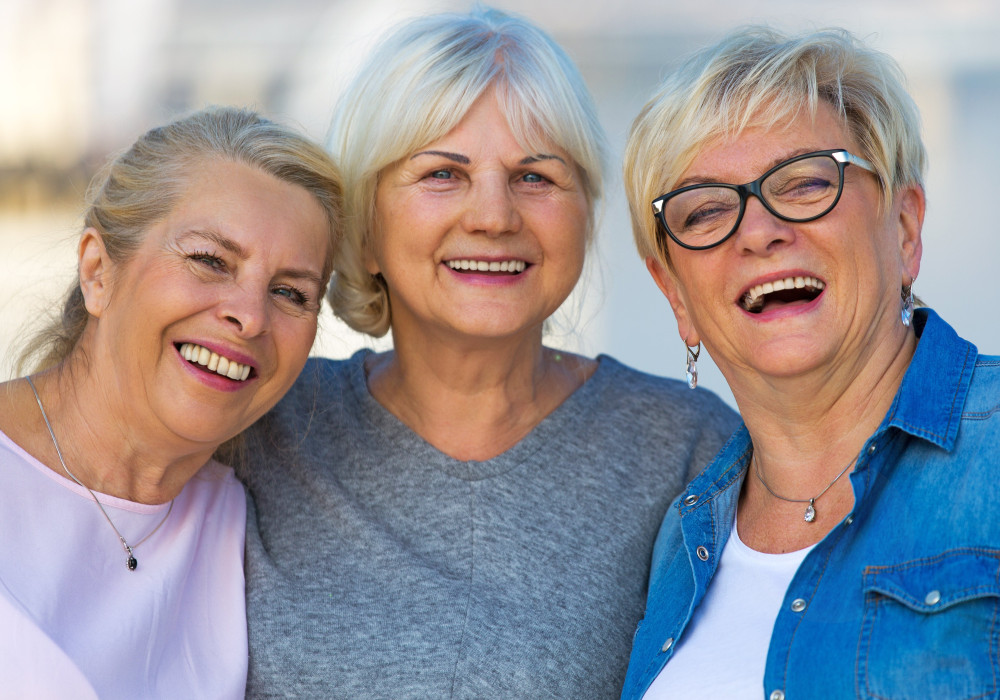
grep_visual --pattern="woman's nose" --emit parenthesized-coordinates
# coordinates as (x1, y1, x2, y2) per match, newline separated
(219, 286, 270, 337)
(733, 196, 797, 255)
(460, 175, 522, 237)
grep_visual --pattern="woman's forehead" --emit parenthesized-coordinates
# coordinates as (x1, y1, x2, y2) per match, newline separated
(674, 101, 854, 182)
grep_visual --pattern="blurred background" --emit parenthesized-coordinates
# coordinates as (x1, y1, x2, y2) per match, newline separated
(3, 0, 999, 407)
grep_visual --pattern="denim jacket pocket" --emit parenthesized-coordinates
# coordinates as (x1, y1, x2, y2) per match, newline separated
(857, 548, 1000, 700)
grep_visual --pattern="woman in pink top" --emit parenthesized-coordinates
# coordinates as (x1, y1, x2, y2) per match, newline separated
(0, 106, 341, 699)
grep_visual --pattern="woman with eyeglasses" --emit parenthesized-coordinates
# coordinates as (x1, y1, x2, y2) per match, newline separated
(240, 7, 737, 698)
(620, 27, 1000, 700)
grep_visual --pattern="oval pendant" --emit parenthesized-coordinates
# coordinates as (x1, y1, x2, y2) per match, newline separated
(127, 555, 138, 571)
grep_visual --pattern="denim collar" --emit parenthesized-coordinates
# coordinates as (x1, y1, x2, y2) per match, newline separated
(886, 308, 977, 451)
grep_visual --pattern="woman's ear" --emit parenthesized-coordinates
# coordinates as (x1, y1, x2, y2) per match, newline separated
(646, 256, 700, 346)
(78, 228, 113, 318)
(895, 184, 925, 284)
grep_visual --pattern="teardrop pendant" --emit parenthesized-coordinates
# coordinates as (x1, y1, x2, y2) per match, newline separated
(901, 284, 914, 327)
(803, 499, 816, 523)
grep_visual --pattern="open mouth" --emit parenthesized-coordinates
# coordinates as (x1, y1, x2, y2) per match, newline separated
(740, 276, 825, 314)
(178, 343, 254, 381)
(446, 259, 527, 275)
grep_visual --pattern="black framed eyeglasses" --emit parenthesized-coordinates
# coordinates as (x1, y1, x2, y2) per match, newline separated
(651, 149, 877, 251)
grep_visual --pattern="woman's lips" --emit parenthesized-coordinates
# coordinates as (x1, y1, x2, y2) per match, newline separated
(740, 275, 825, 313)
(445, 258, 527, 274)
(178, 342, 253, 381)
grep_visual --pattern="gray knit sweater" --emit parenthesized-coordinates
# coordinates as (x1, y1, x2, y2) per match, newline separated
(243, 352, 738, 699)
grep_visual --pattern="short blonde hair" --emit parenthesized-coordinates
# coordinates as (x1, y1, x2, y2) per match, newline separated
(625, 26, 926, 265)
(20, 106, 343, 373)
(328, 6, 607, 337)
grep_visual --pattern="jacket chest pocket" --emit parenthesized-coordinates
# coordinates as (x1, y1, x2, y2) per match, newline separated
(857, 548, 1000, 700)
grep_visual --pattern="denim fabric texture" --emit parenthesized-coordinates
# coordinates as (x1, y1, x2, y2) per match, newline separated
(622, 309, 1000, 700)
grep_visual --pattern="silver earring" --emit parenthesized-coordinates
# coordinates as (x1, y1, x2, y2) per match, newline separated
(900, 281, 915, 327)
(685, 342, 701, 390)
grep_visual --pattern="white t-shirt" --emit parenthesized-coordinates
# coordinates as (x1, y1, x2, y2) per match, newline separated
(643, 515, 813, 699)
(0, 429, 248, 699)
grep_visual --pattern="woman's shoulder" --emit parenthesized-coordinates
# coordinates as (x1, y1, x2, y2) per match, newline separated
(241, 350, 374, 468)
(593, 354, 738, 425)
(969, 350, 1000, 403)
(268, 350, 370, 416)
(297, 350, 369, 387)
(576, 355, 740, 475)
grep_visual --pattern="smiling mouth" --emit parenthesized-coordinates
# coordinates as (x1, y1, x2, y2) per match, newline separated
(178, 343, 253, 381)
(740, 276, 825, 314)
(446, 259, 527, 274)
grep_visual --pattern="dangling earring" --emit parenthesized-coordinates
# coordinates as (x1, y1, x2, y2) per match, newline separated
(685, 342, 701, 390)
(900, 279, 915, 328)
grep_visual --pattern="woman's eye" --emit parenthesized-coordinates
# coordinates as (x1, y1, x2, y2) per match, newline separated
(773, 177, 834, 200)
(685, 203, 733, 228)
(272, 285, 310, 307)
(428, 169, 453, 180)
(190, 252, 226, 271)
(522, 172, 546, 184)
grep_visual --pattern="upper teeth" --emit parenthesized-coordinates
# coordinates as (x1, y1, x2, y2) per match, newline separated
(446, 259, 526, 273)
(742, 276, 825, 310)
(180, 343, 252, 381)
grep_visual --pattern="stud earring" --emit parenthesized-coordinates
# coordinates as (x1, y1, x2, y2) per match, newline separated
(900, 280, 915, 328)
(685, 342, 701, 390)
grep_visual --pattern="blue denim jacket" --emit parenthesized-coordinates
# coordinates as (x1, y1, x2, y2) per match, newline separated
(622, 309, 1000, 700)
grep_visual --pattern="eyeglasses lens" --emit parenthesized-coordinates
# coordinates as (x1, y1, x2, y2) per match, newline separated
(662, 155, 843, 248)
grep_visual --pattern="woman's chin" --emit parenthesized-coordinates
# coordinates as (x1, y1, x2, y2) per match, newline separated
(731, 336, 833, 383)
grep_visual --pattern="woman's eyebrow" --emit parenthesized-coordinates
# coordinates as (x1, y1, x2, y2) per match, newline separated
(674, 147, 827, 188)
(277, 267, 325, 287)
(410, 150, 469, 164)
(179, 229, 248, 258)
(520, 154, 566, 165)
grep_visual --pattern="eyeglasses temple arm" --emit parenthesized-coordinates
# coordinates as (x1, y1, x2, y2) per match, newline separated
(834, 150, 876, 173)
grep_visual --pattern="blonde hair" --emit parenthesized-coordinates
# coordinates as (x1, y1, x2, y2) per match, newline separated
(19, 106, 343, 373)
(328, 6, 608, 337)
(625, 26, 926, 265)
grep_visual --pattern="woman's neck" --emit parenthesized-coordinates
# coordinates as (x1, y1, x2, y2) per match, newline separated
(731, 323, 917, 553)
(366, 329, 596, 461)
(733, 322, 917, 470)
(2, 364, 213, 504)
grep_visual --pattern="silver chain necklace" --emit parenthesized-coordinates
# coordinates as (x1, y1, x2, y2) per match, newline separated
(753, 450, 856, 523)
(27, 375, 174, 571)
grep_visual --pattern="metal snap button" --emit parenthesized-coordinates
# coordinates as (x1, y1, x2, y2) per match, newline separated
(769, 690, 785, 700)
(696, 546, 709, 561)
(790, 598, 807, 612)
(925, 590, 941, 606)
(661, 637, 674, 653)
(683, 494, 698, 506)
(867, 444, 876, 455)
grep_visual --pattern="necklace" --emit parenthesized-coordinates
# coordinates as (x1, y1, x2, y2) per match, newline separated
(26, 375, 174, 571)
(753, 449, 856, 523)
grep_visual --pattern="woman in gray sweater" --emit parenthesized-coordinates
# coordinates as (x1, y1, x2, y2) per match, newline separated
(242, 8, 738, 698)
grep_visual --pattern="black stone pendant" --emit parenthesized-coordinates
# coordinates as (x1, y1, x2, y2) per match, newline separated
(127, 555, 138, 571)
